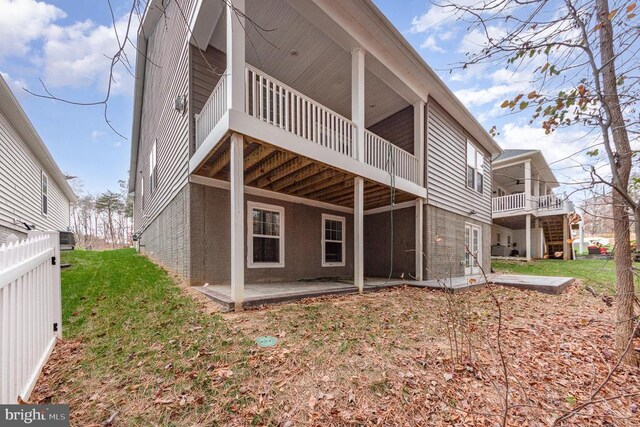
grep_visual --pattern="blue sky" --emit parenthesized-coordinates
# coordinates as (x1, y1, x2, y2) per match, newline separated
(0, 0, 593, 196)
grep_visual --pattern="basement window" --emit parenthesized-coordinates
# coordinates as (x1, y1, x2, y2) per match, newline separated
(322, 214, 345, 267)
(41, 172, 48, 216)
(248, 202, 284, 268)
(466, 141, 484, 194)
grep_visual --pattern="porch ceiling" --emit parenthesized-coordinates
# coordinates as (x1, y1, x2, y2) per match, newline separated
(494, 215, 528, 230)
(208, 0, 410, 127)
(193, 135, 416, 210)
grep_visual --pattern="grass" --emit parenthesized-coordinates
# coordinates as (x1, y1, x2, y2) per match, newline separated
(37, 249, 254, 425)
(491, 258, 637, 293)
(32, 249, 640, 426)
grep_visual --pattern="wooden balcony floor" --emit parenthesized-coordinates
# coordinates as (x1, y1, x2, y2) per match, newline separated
(193, 134, 416, 210)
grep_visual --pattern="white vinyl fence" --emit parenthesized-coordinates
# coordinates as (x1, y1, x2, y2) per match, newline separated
(0, 232, 61, 404)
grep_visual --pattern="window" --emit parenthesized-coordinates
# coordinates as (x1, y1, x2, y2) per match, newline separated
(497, 232, 502, 245)
(248, 202, 284, 268)
(149, 140, 158, 195)
(322, 214, 345, 267)
(466, 141, 484, 193)
(41, 172, 48, 216)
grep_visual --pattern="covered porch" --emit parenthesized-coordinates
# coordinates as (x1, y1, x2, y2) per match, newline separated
(189, 132, 426, 310)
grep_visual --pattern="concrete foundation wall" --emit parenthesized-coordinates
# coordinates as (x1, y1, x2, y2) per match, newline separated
(139, 185, 191, 278)
(364, 206, 416, 278)
(189, 183, 354, 285)
(0, 224, 27, 245)
(425, 204, 491, 280)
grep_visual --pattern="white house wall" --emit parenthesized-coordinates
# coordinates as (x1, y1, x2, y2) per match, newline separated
(0, 111, 70, 233)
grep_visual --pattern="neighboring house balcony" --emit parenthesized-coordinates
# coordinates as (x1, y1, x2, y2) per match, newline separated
(492, 193, 574, 219)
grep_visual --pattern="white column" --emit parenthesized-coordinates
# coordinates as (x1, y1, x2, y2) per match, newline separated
(351, 48, 365, 160)
(354, 177, 364, 293)
(226, 0, 245, 111)
(524, 160, 532, 211)
(578, 220, 584, 254)
(413, 101, 425, 186)
(230, 133, 245, 309)
(525, 213, 532, 261)
(415, 199, 424, 281)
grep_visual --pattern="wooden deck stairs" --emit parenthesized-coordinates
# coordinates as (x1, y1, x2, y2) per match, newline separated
(540, 216, 565, 256)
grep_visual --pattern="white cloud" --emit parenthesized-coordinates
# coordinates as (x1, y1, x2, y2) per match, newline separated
(0, 0, 65, 59)
(90, 130, 104, 141)
(496, 123, 600, 190)
(41, 14, 136, 94)
(420, 35, 444, 52)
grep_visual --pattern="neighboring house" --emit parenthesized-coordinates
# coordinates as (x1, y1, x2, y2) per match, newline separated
(129, 0, 502, 306)
(0, 75, 76, 244)
(491, 149, 577, 260)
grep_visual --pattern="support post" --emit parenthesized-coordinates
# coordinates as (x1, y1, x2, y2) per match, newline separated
(525, 213, 532, 261)
(226, 0, 245, 111)
(414, 101, 425, 186)
(230, 133, 245, 310)
(415, 199, 423, 281)
(563, 215, 570, 260)
(578, 220, 584, 255)
(354, 177, 364, 293)
(524, 160, 532, 211)
(351, 48, 365, 160)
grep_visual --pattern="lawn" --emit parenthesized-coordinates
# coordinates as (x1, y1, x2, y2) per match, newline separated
(32, 249, 640, 426)
(492, 258, 632, 293)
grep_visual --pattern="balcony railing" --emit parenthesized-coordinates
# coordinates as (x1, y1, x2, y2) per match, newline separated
(246, 65, 355, 157)
(364, 130, 418, 183)
(492, 193, 526, 213)
(195, 74, 227, 149)
(492, 193, 570, 214)
(194, 65, 420, 184)
(537, 194, 565, 211)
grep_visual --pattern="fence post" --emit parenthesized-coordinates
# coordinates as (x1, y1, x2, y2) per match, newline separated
(43, 232, 61, 339)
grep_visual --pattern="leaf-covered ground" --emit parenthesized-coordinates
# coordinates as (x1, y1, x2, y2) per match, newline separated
(32, 249, 640, 426)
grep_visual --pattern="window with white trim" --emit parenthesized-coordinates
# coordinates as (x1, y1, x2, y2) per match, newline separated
(322, 214, 345, 267)
(466, 141, 484, 193)
(149, 140, 158, 195)
(248, 202, 284, 268)
(41, 172, 48, 216)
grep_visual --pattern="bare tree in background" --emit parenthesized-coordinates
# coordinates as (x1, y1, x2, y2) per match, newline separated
(439, 0, 639, 365)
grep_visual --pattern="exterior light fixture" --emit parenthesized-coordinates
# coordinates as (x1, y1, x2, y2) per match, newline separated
(174, 95, 187, 115)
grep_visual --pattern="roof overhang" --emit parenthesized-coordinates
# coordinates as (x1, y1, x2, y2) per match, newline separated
(0, 76, 76, 202)
(493, 150, 560, 188)
(305, 0, 502, 157)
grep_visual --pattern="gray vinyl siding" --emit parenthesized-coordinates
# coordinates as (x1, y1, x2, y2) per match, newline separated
(367, 106, 414, 154)
(191, 45, 226, 116)
(134, 0, 196, 235)
(0, 111, 70, 233)
(426, 100, 492, 224)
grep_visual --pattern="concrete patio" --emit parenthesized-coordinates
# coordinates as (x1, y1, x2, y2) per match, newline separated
(195, 274, 574, 310)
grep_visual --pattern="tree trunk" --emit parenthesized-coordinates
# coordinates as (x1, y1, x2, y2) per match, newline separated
(596, 0, 638, 366)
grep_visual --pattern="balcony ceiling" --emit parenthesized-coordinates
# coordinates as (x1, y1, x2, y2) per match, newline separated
(208, 0, 410, 127)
